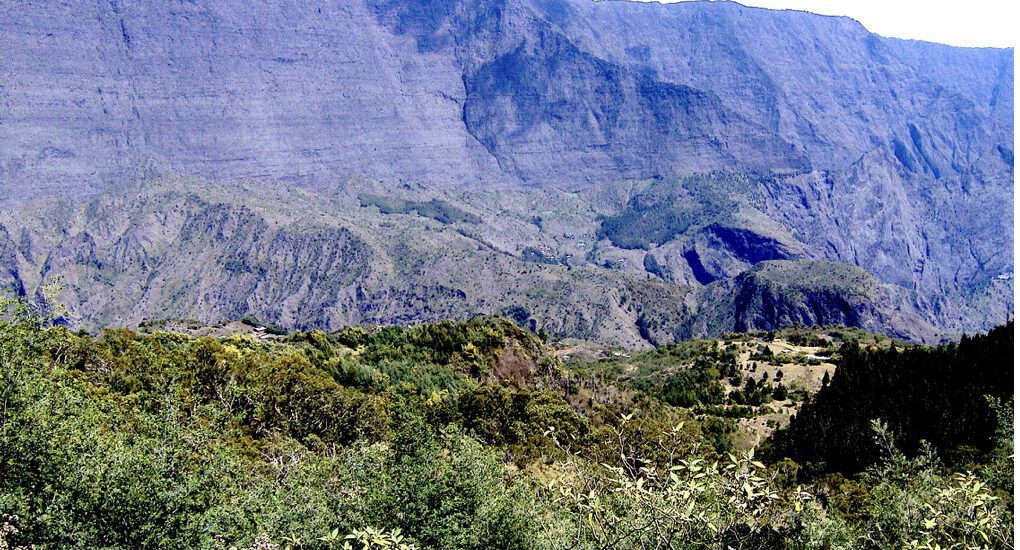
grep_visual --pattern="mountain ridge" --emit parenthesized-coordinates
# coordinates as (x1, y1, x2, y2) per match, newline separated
(2, 175, 990, 347)
(2, 0, 1010, 195)
(0, 0, 1012, 345)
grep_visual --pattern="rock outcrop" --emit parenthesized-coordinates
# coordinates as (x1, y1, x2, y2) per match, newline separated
(0, 0, 1011, 343)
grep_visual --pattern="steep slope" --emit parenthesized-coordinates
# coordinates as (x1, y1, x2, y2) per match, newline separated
(767, 322, 1013, 473)
(0, 0, 509, 199)
(0, 178, 944, 347)
(548, 0, 1011, 171)
(0, 0, 1012, 342)
(3, 181, 660, 344)
(1, 0, 1009, 194)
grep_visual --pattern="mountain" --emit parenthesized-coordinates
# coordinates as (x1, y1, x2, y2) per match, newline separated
(0, 0, 1012, 345)
(2, 0, 1011, 194)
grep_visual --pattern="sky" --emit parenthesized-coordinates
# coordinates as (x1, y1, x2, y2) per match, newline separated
(638, 0, 1015, 48)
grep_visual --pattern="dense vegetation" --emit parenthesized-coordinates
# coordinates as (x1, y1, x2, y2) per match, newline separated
(597, 173, 762, 250)
(766, 323, 1014, 474)
(0, 298, 1012, 549)
(359, 194, 481, 225)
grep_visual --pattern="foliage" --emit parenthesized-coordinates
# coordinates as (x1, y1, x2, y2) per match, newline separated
(0, 310, 562, 548)
(767, 323, 1013, 473)
(339, 527, 418, 550)
(748, 343, 778, 364)
(853, 420, 1013, 549)
(359, 194, 481, 225)
(550, 416, 814, 548)
(596, 173, 762, 249)
(980, 396, 1013, 494)
(730, 376, 776, 407)
(0, 301, 1012, 548)
(642, 253, 673, 282)
(659, 368, 725, 408)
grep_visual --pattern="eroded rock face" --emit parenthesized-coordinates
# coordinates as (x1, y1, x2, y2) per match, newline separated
(730, 261, 892, 335)
(1, 0, 1010, 196)
(0, 0, 510, 198)
(0, 0, 1011, 343)
(758, 151, 1012, 330)
(683, 224, 800, 284)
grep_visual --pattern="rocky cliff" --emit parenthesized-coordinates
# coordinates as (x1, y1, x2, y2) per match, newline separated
(2, 0, 1010, 193)
(0, 0, 1012, 344)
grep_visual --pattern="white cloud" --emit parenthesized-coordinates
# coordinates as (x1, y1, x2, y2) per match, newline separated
(637, 0, 1016, 48)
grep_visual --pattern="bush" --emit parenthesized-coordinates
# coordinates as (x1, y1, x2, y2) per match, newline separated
(0, 299, 1011, 549)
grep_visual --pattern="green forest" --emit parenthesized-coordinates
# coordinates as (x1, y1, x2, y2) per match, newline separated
(0, 297, 1012, 549)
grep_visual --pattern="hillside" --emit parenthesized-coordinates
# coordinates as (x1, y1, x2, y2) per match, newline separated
(766, 321, 1014, 474)
(2, 0, 1010, 194)
(0, 178, 960, 347)
(0, 302, 1012, 548)
(0, 1, 1013, 547)
(0, 0, 1012, 343)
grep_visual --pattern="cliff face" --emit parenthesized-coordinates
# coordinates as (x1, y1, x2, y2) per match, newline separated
(1, 0, 1009, 194)
(0, 1, 511, 197)
(0, 0, 1012, 343)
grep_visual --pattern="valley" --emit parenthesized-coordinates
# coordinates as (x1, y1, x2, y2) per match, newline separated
(0, 0, 1012, 348)
(0, 1, 1013, 546)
